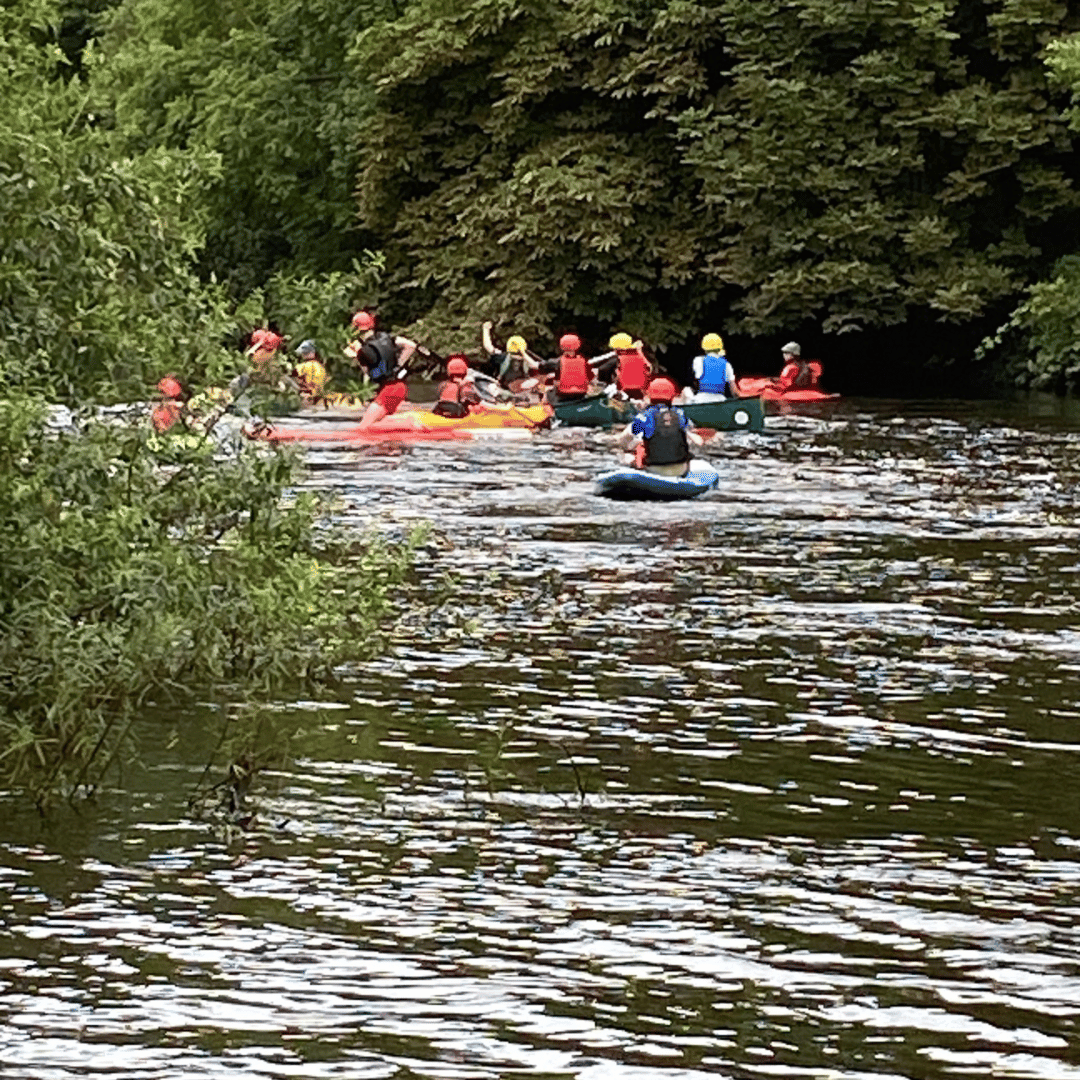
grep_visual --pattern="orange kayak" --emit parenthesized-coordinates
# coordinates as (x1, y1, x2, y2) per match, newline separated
(258, 402, 552, 443)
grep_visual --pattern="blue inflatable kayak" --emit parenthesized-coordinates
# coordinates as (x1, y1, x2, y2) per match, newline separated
(593, 459, 720, 501)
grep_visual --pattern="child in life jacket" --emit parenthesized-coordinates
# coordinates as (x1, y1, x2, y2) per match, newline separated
(618, 376, 703, 477)
(689, 333, 738, 402)
(774, 341, 821, 390)
(344, 310, 417, 429)
(480, 322, 543, 390)
(433, 355, 482, 418)
(592, 332, 652, 399)
(542, 333, 599, 403)
(246, 328, 288, 386)
(292, 340, 328, 399)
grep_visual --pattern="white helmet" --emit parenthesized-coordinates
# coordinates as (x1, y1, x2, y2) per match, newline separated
(781, 341, 801, 356)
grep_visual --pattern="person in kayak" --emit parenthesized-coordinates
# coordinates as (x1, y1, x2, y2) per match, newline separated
(618, 376, 703, 477)
(480, 322, 543, 389)
(345, 310, 418, 429)
(433, 355, 482, 418)
(591, 332, 652, 399)
(689, 333, 738, 402)
(542, 333, 602, 404)
(774, 341, 819, 390)
(246, 328, 288, 382)
(292, 340, 327, 399)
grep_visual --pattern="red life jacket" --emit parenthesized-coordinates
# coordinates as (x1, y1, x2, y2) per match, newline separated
(556, 354, 591, 395)
(616, 349, 649, 392)
(433, 378, 471, 418)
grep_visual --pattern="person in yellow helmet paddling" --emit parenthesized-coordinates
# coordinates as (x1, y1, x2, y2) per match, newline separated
(591, 332, 652, 399)
(689, 332, 738, 402)
(480, 322, 543, 390)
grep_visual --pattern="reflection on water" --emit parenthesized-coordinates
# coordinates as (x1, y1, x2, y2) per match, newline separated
(2, 399, 1080, 1079)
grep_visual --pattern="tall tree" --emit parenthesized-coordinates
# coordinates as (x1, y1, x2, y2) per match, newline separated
(0, 1, 234, 401)
(97, 0, 403, 297)
(352, 0, 1080, 370)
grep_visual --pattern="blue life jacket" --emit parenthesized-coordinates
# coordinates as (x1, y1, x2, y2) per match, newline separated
(698, 352, 729, 395)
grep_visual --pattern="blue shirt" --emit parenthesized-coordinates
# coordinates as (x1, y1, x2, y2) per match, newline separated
(632, 404, 691, 438)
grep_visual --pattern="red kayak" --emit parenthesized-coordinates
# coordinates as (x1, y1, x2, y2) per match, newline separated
(736, 362, 839, 402)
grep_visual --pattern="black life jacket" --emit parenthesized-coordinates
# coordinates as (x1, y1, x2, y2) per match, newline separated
(433, 379, 469, 418)
(790, 361, 814, 389)
(359, 332, 398, 383)
(644, 406, 690, 466)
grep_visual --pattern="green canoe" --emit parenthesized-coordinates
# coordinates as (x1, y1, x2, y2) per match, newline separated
(552, 394, 764, 432)
(551, 396, 636, 427)
(681, 396, 765, 432)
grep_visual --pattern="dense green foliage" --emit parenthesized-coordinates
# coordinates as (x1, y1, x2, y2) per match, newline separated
(980, 30, 1080, 387)
(0, 1, 239, 402)
(351, 0, 1080, 363)
(97, 0, 400, 297)
(0, 397, 413, 804)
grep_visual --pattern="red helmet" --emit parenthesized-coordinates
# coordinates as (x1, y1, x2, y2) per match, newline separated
(157, 376, 183, 399)
(250, 328, 269, 347)
(647, 377, 678, 403)
(559, 333, 582, 353)
(261, 332, 283, 352)
(351, 310, 376, 331)
(446, 356, 469, 377)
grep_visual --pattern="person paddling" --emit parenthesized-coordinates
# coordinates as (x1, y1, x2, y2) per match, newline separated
(542, 333, 601, 404)
(593, 332, 652, 400)
(433, 355, 482, 418)
(689, 333, 738, 402)
(345, 310, 418, 429)
(774, 341, 819, 390)
(618, 376, 703, 477)
(480, 322, 543, 389)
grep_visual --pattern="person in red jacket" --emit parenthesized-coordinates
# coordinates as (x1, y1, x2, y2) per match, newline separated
(609, 332, 652, 399)
(344, 310, 418, 428)
(542, 333, 599, 403)
(774, 341, 820, 390)
(433, 355, 482, 418)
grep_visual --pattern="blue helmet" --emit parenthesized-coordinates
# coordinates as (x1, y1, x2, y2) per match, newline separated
(296, 339, 318, 356)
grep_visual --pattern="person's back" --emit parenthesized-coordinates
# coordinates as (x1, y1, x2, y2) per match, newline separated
(692, 333, 736, 401)
(433, 356, 480, 417)
(549, 334, 592, 402)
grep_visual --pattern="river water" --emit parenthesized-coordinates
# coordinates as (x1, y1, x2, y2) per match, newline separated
(3, 397, 1080, 1079)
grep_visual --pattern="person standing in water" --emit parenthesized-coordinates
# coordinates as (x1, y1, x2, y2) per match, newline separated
(345, 310, 418, 429)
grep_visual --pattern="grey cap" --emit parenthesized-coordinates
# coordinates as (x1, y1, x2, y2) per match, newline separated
(296, 339, 318, 356)
(781, 341, 801, 356)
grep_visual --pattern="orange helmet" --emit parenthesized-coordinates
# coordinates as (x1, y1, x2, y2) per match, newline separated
(157, 376, 183, 400)
(559, 333, 582, 353)
(647, 377, 677, 403)
(351, 310, 376, 331)
(446, 355, 469, 377)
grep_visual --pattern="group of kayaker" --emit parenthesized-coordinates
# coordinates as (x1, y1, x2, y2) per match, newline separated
(151, 308, 823, 478)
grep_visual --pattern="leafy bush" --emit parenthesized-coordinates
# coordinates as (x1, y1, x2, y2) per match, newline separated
(0, 395, 415, 804)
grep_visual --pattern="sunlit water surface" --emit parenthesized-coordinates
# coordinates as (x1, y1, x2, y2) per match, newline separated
(3, 397, 1080, 1079)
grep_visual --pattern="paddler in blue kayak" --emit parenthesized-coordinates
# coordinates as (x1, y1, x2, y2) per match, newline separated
(617, 376, 703, 477)
(688, 332, 738, 402)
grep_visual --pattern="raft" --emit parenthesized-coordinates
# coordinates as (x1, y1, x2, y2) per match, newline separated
(259, 402, 551, 444)
(681, 396, 765, 432)
(594, 459, 721, 501)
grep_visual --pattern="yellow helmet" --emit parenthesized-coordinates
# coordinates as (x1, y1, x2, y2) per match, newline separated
(701, 332, 724, 352)
(506, 335, 527, 354)
(609, 332, 634, 350)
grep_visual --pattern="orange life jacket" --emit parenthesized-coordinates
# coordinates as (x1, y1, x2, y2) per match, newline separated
(616, 349, 650, 392)
(556, 354, 591, 395)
